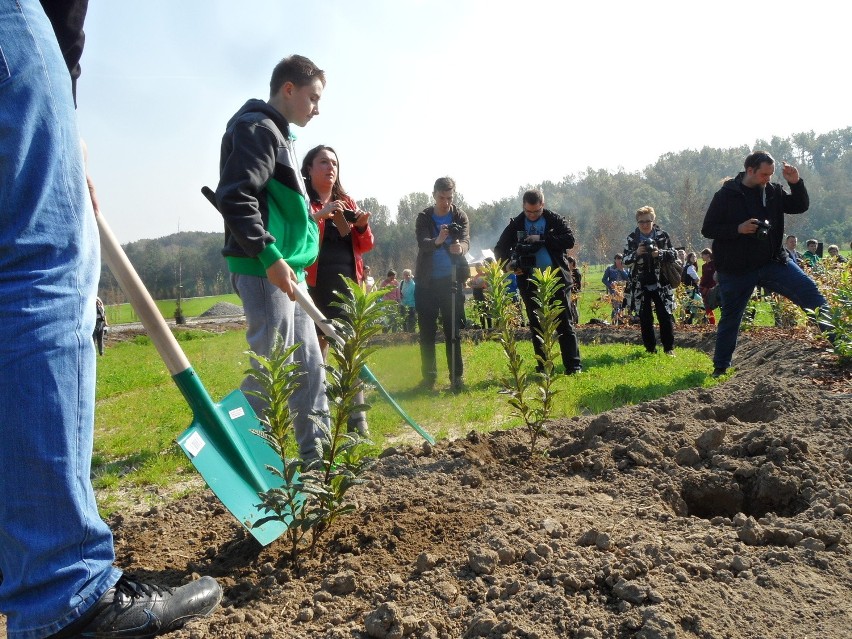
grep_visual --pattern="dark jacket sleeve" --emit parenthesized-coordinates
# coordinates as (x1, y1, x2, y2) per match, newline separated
(543, 210, 575, 255)
(656, 229, 677, 262)
(415, 209, 438, 255)
(622, 230, 640, 267)
(40, 0, 89, 105)
(453, 208, 471, 256)
(215, 120, 278, 258)
(493, 216, 520, 262)
(781, 179, 809, 215)
(701, 189, 741, 241)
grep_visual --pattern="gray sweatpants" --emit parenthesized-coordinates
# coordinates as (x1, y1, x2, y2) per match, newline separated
(232, 274, 328, 459)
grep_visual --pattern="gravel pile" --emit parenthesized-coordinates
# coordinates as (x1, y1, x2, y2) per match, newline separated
(199, 302, 244, 318)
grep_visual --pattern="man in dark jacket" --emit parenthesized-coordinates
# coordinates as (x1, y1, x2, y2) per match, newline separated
(494, 189, 582, 374)
(414, 177, 470, 391)
(701, 150, 827, 377)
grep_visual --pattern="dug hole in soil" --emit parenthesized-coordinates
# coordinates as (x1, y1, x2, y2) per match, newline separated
(3, 326, 850, 639)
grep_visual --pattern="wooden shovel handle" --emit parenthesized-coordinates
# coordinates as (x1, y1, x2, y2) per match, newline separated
(96, 213, 190, 375)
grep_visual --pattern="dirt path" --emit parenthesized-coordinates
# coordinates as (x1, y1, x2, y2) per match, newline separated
(3, 327, 850, 639)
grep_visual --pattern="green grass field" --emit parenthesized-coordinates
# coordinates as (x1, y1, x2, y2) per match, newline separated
(92, 326, 718, 513)
(103, 294, 243, 325)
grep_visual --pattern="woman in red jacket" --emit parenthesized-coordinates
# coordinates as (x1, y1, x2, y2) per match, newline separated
(302, 145, 374, 434)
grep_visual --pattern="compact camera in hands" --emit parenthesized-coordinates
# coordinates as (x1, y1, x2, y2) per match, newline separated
(754, 219, 771, 239)
(342, 209, 359, 223)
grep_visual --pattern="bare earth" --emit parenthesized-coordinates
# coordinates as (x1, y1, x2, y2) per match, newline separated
(3, 326, 851, 639)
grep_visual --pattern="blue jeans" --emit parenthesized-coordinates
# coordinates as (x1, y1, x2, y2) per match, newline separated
(0, 2, 122, 638)
(714, 259, 827, 370)
(231, 276, 328, 459)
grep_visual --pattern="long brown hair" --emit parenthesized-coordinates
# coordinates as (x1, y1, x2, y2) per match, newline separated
(301, 145, 349, 203)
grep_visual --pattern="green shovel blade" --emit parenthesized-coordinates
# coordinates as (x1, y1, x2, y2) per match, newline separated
(359, 365, 435, 445)
(173, 369, 292, 546)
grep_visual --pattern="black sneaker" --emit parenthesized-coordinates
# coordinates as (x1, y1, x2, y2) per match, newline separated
(47, 574, 221, 638)
(712, 368, 727, 378)
(450, 378, 466, 393)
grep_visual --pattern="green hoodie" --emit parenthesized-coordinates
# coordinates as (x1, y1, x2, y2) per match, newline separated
(215, 99, 319, 281)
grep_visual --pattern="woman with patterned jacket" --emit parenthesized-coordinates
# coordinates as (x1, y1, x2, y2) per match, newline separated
(623, 205, 678, 355)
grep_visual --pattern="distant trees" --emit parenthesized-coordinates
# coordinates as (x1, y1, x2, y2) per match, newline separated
(100, 128, 851, 302)
(97, 231, 229, 304)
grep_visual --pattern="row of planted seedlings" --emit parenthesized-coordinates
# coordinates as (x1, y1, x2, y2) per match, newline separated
(246, 264, 569, 562)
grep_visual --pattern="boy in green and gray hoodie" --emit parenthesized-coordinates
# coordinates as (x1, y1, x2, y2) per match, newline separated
(214, 54, 327, 460)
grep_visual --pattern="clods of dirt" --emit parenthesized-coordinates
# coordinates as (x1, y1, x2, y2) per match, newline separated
(2, 326, 850, 639)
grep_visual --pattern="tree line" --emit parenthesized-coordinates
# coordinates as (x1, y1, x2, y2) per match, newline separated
(99, 127, 851, 304)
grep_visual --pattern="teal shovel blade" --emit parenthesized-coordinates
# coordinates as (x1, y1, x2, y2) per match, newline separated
(359, 365, 435, 445)
(173, 369, 291, 546)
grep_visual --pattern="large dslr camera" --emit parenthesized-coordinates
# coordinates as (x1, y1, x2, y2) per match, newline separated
(509, 231, 542, 274)
(754, 219, 771, 239)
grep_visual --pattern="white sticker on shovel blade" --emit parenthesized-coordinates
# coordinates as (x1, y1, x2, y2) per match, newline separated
(183, 431, 205, 457)
(229, 407, 245, 419)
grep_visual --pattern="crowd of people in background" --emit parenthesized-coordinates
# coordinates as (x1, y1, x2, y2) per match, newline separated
(5, 3, 848, 633)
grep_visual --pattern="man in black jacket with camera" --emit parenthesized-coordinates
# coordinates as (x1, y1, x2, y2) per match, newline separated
(494, 189, 582, 374)
(701, 150, 827, 377)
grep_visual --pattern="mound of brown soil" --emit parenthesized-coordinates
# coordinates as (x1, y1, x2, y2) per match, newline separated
(3, 327, 850, 639)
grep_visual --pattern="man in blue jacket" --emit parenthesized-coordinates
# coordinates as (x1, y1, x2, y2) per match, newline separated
(701, 151, 828, 377)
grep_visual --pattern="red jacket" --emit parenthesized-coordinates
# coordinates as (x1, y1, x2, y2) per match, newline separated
(304, 195, 375, 287)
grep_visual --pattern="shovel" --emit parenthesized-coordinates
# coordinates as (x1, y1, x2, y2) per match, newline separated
(200, 186, 435, 445)
(96, 213, 288, 546)
(290, 286, 435, 445)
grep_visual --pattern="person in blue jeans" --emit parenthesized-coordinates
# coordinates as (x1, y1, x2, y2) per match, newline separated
(0, 2, 220, 638)
(701, 150, 829, 377)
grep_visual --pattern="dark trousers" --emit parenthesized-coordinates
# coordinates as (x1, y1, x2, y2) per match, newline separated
(415, 277, 464, 382)
(518, 275, 581, 372)
(638, 288, 674, 352)
(401, 305, 416, 333)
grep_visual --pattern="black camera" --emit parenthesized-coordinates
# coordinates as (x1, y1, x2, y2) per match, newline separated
(342, 209, 359, 223)
(638, 238, 659, 283)
(508, 241, 541, 274)
(446, 222, 463, 238)
(755, 219, 771, 239)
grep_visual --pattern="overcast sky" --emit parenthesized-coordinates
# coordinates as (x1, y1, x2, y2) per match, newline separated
(77, 0, 850, 242)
